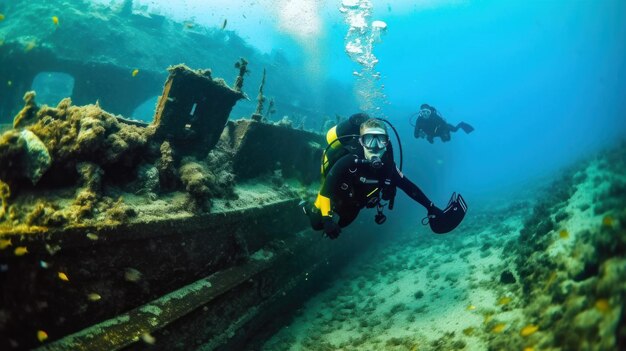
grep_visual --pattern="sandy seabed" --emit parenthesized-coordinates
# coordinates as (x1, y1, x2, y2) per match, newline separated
(263, 146, 626, 351)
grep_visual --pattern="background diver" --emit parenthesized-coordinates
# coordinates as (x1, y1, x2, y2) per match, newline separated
(303, 113, 466, 239)
(413, 104, 474, 143)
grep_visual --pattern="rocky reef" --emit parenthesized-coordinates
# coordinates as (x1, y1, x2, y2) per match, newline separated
(0, 65, 246, 233)
(1, 93, 150, 230)
(511, 144, 626, 350)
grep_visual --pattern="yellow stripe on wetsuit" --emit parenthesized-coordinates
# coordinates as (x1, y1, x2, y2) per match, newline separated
(367, 187, 379, 197)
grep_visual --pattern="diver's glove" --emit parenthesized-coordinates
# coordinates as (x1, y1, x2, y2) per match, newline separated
(323, 216, 341, 239)
(427, 202, 444, 219)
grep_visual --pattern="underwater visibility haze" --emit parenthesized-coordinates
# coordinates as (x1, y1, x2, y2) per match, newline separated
(0, 0, 625, 350)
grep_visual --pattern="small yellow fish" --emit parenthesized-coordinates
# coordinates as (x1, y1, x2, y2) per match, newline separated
(87, 293, 101, 301)
(58, 272, 69, 281)
(37, 330, 48, 342)
(492, 323, 506, 333)
(466, 304, 476, 311)
(602, 215, 614, 228)
(141, 332, 156, 345)
(559, 229, 569, 239)
(483, 313, 493, 324)
(520, 324, 539, 337)
(132, 69, 139, 77)
(14, 246, 28, 256)
(0, 238, 12, 250)
(523, 348, 534, 351)
(52, 16, 59, 26)
(86, 233, 99, 240)
(462, 327, 475, 336)
(0, 13, 5, 21)
(497, 296, 512, 305)
(595, 298, 610, 313)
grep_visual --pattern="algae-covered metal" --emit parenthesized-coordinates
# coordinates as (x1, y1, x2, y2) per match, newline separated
(152, 65, 243, 157)
(0, 62, 335, 350)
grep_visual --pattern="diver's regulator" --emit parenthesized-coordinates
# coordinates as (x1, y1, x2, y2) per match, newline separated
(354, 155, 383, 169)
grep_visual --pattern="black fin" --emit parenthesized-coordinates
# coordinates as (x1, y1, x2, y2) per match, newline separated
(458, 122, 474, 134)
(429, 193, 467, 234)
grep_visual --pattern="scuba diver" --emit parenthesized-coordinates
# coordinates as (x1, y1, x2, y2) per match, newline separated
(303, 113, 466, 239)
(412, 104, 474, 144)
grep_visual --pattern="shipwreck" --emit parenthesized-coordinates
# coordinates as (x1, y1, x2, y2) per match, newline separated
(0, 62, 379, 350)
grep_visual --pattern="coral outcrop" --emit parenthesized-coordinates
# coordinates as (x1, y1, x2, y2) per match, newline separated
(12, 91, 38, 128)
(0, 180, 9, 220)
(0, 64, 321, 234)
(512, 145, 626, 350)
(18, 129, 51, 184)
(0, 128, 52, 185)
(6, 94, 152, 186)
(157, 141, 178, 191)
(179, 158, 213, 212)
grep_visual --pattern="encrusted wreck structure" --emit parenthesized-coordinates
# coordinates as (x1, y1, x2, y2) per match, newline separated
(0, 0, 342, 126)
(0, 64, 372, 350)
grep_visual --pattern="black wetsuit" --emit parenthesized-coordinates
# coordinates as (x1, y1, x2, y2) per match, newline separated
(414, 110, 473, 143)
(414, 112, 452, 142)
(310, 150, 433, 229)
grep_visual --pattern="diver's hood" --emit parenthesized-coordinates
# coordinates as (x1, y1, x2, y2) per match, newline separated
(428, 192, 467, 234)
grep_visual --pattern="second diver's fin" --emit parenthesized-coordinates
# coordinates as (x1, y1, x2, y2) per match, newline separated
(458, 122, 474, 134)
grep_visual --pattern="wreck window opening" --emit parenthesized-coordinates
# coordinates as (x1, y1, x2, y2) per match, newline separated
(131, 96, 159, 123)
(30, 72, 75, 107)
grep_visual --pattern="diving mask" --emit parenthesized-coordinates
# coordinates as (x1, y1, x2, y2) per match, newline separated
(418, 108, 432, 119)
(359, 132, 389, 150)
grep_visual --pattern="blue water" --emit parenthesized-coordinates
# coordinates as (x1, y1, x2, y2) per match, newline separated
(372, 0, 626, 202)
(115, 0, 626, 202)
(207, 0, 625, 212)
(2, 1, 625, 349)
